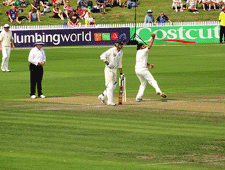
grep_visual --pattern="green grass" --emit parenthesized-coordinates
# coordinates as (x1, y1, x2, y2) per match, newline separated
(0, 44, 225, 169)
(0, 0, 221, 26)
(1, 101, 225, 169)
(0, 44, 224, 99)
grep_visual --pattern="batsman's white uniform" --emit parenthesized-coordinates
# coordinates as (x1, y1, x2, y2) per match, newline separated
(0, 29, 13, 71)
(100, 47, 123, 104)
(135, 47, 162, 99)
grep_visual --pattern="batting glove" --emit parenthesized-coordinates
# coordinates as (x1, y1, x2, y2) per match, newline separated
(120, 73, 125, 80)
(107, 63, 115, 69)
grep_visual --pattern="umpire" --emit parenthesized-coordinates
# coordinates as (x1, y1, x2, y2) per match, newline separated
(28, 40, 46, 99)
(219, 7, 225, 43)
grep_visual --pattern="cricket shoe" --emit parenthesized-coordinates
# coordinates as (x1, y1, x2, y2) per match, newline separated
(1, 68, 6, 72)
(157, 92, 167, 98)
(30, 95, 37, 99)
(136, 98, 144, 102)
(107, 102, 116, 106)
(5, 69, 11, 72)
(39, 94, 46, 98)
(98, 94, 105, 104)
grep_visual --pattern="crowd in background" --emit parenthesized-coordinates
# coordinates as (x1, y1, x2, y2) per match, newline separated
(172, 0, 225, 13)
(1, 0, 139, 25)
(144, 0, 225, 25)
(1, 0, 225, 26)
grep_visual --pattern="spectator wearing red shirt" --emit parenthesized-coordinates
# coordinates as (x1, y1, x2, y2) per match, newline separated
(76, 6, 90, 19)
(8, 4, 22, 24)
(52, 0, 65, 5)
(63, 0, 73, 18)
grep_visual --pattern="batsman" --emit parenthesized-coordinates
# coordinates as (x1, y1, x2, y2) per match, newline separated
(98, 41, 125, 106)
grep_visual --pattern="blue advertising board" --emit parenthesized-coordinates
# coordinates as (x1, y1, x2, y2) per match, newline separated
(12, 27, 130, 47)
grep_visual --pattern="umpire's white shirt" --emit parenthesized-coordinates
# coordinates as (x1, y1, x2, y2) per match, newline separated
(135, 47, 149, 69)
(100, 47, 123, 69)
(28, 47, 46, 66)
(0, 30, 13, 47)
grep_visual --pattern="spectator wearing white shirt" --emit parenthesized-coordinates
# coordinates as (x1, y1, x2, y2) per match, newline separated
(0, 24, 15, 72)
(86, 12, 96, 25)
(144, 10, 154, 24)
(172, 0, 184, 12)
(28, 40, 46, 99)
(186, 0, 199, 12)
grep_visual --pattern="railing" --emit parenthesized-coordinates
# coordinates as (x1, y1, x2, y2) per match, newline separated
(0, 21, 219, 30)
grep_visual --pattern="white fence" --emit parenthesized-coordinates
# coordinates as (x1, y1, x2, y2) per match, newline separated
(0, 21, 219, 30)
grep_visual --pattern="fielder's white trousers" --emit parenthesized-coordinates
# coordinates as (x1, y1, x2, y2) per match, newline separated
(102, 66, 118, 104)
(135, 68, 162, 99)
(1, 47, 11, 71)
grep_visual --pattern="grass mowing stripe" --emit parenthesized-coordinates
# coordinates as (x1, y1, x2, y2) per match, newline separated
(1, 44, 225, 169)
(1, 119, 224, 138)
(1, 110, 224, 139)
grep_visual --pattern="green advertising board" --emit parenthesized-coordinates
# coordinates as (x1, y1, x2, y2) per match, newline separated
(130, 25, 220, 44)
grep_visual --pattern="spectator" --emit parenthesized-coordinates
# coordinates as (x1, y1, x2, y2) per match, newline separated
(202, 0, 212, 10)
(76, 6, 90, 19)
(144, 10, 154, 24)
(86, 12, 96, 25)
(1, 0, 15, 6)
(52, 0, 65, 5)
(212, 0, 222, 10)
(187, 0, 199, 13)
(105, 0, 122, 7)
(29, 0, 41, 22)
(172, 0, 184, 12)
(18, 0, 29, 7)
(96, 0, 107, 14)
(52, 3, 65, 20)
(112, 0, 122, 7)
(8, 4, 22, 24)
(68, 9, 81, 26)
(63, 0, 73, 18)
(28, 0, 47, 22)
(123, 0, 137, 9)
(77, 0, 88, 8)
(153, 11, 173, 26)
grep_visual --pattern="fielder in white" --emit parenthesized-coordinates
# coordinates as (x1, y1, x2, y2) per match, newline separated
(98, 42, 125, 106)
(135, 32, 166, 102)
(0, 24, 15, 72)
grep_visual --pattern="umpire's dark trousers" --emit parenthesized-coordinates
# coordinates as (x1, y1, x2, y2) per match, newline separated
(29, 63, 43, 96)
(220, 25, 225, 43)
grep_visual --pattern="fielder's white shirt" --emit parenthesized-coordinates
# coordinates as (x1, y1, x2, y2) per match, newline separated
(0, 30, 13, 47)
(100, 47, 123, 69)
(28, 47, 46, 66)
(135, 47, 149, 69)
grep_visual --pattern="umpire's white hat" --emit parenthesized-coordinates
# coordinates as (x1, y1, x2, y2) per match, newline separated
(3, 24, 10, 28)
(34, 40, 45, 45)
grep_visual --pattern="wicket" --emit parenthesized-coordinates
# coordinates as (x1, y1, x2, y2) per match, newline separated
(118, 77, 126, 104)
